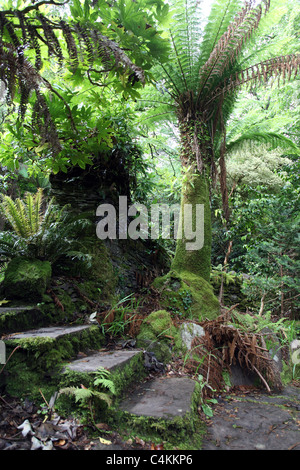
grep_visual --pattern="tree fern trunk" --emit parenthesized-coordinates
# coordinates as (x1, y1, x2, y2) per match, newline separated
(171, 165, 212, 282)
(171, 118, 213, 282)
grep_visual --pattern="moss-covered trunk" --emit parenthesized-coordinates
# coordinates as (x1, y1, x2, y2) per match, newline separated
(172, 117, 214, 282)
(153, 118, 220, 321)
(171, 166, 211, 282)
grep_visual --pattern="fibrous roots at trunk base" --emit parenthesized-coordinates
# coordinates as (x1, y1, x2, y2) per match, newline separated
(185, 311, 283, 395)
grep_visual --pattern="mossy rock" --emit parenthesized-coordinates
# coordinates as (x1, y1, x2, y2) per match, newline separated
(153, 270, 219, 321)
(3, 258, 51, 301)
(0, 305, 45, 334)
(137, 310, 183, 362)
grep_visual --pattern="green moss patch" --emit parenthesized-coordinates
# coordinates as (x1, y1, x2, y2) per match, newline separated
(137, 310, 183, 362)
(210, 269, 248, 310)
(0, 305, 45, 334)
(3, 258, 51, 301)
(153, 270, 219, 321)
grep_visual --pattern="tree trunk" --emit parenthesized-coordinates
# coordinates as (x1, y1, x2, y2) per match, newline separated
(171, 165, 212, 282)
(153, 117, 220, 320)
(171, 118, 215, 283)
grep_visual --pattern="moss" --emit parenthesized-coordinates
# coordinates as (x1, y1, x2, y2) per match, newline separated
(3, 258, 51, 301)
(280, 359, 300, 385)
(110, 352, 148, 397)
(153, 270, 219, 321)
(137, 310, 183, 362)
(108, 380, 206, 450)
(0, 306, 45, 334)
(1, 326, 104, 400)
(82, 240, 117, 303)
(171, 170, 212, 282)
(210, 269, 249, 310)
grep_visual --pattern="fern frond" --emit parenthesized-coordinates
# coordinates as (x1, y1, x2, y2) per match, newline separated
(58, 386, 112, 406)
(211, 54, 300, 103)
(0, 196, 26, 237)
(58, 386, 93, 403)
(226, 131, 300, 154)
(93, 367, 116, 395)
(198, 0, 271, 101)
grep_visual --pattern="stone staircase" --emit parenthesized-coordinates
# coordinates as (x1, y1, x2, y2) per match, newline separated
(0, 304, 204, 449)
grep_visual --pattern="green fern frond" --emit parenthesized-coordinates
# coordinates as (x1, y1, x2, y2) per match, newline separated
(227, 131, 300, 154)
(93, 378, 116, 395)
(93, 367, 116, 395)
(58, 386, 93, 403)
(0, 196, 26, 237)
(58, 386, 112, 406)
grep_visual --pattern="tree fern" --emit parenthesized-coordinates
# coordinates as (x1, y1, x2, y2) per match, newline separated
(136, 0, 300, 283)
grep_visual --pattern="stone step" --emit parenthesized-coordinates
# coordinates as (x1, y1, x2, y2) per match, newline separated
(1, 324, 104, 398)
(119, 376, 197, 420)
(65, 349, 142, 374)
(0, 305, 43, 334)
(62, 349, 147, 397)
(114, 376, 205, 449)
(4, 324, 92, 340)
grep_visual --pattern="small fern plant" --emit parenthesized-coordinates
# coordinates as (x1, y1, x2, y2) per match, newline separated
(0, 188, 93, 265)
(58, 368, 116, 422)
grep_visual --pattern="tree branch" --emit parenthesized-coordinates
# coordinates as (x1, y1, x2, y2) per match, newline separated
(21, 1, 70, 15)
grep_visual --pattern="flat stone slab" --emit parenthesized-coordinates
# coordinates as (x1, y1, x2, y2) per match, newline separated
(119, 376, 196, 420)
(201, 386, 300, 450)
(65, 350, 142, 373)
(0, 305, 37, 314)
(5, 324, 91, 340)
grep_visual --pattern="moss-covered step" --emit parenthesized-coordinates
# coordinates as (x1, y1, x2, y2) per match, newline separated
(1, 324, 104, 399)
(113, 376, 206, 449)
(61, 349, 147, 397)
(0, 305, 45, 334)
(4, 324, 92, 341)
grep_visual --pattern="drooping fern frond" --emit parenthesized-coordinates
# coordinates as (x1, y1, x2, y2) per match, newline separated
(226, 131, 300, 155)
(210, 54, 300, 105)
(0, 2, 151, 156)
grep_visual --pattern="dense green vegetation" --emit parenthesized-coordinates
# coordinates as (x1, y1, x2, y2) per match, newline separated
(0, 0, 299, 441)
(0, 0, 298, 317)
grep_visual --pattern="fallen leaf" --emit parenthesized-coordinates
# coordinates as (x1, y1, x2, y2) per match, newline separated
(54, 439, 66, 447)
(99, 437, 112, 446)
(95, 423, 110, 431)
(17, 419, 34, 437)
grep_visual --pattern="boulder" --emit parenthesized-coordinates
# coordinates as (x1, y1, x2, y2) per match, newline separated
(136, 310, 182, 363)
(179, 322, 205, 350)
(3, 258, 51, 301)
